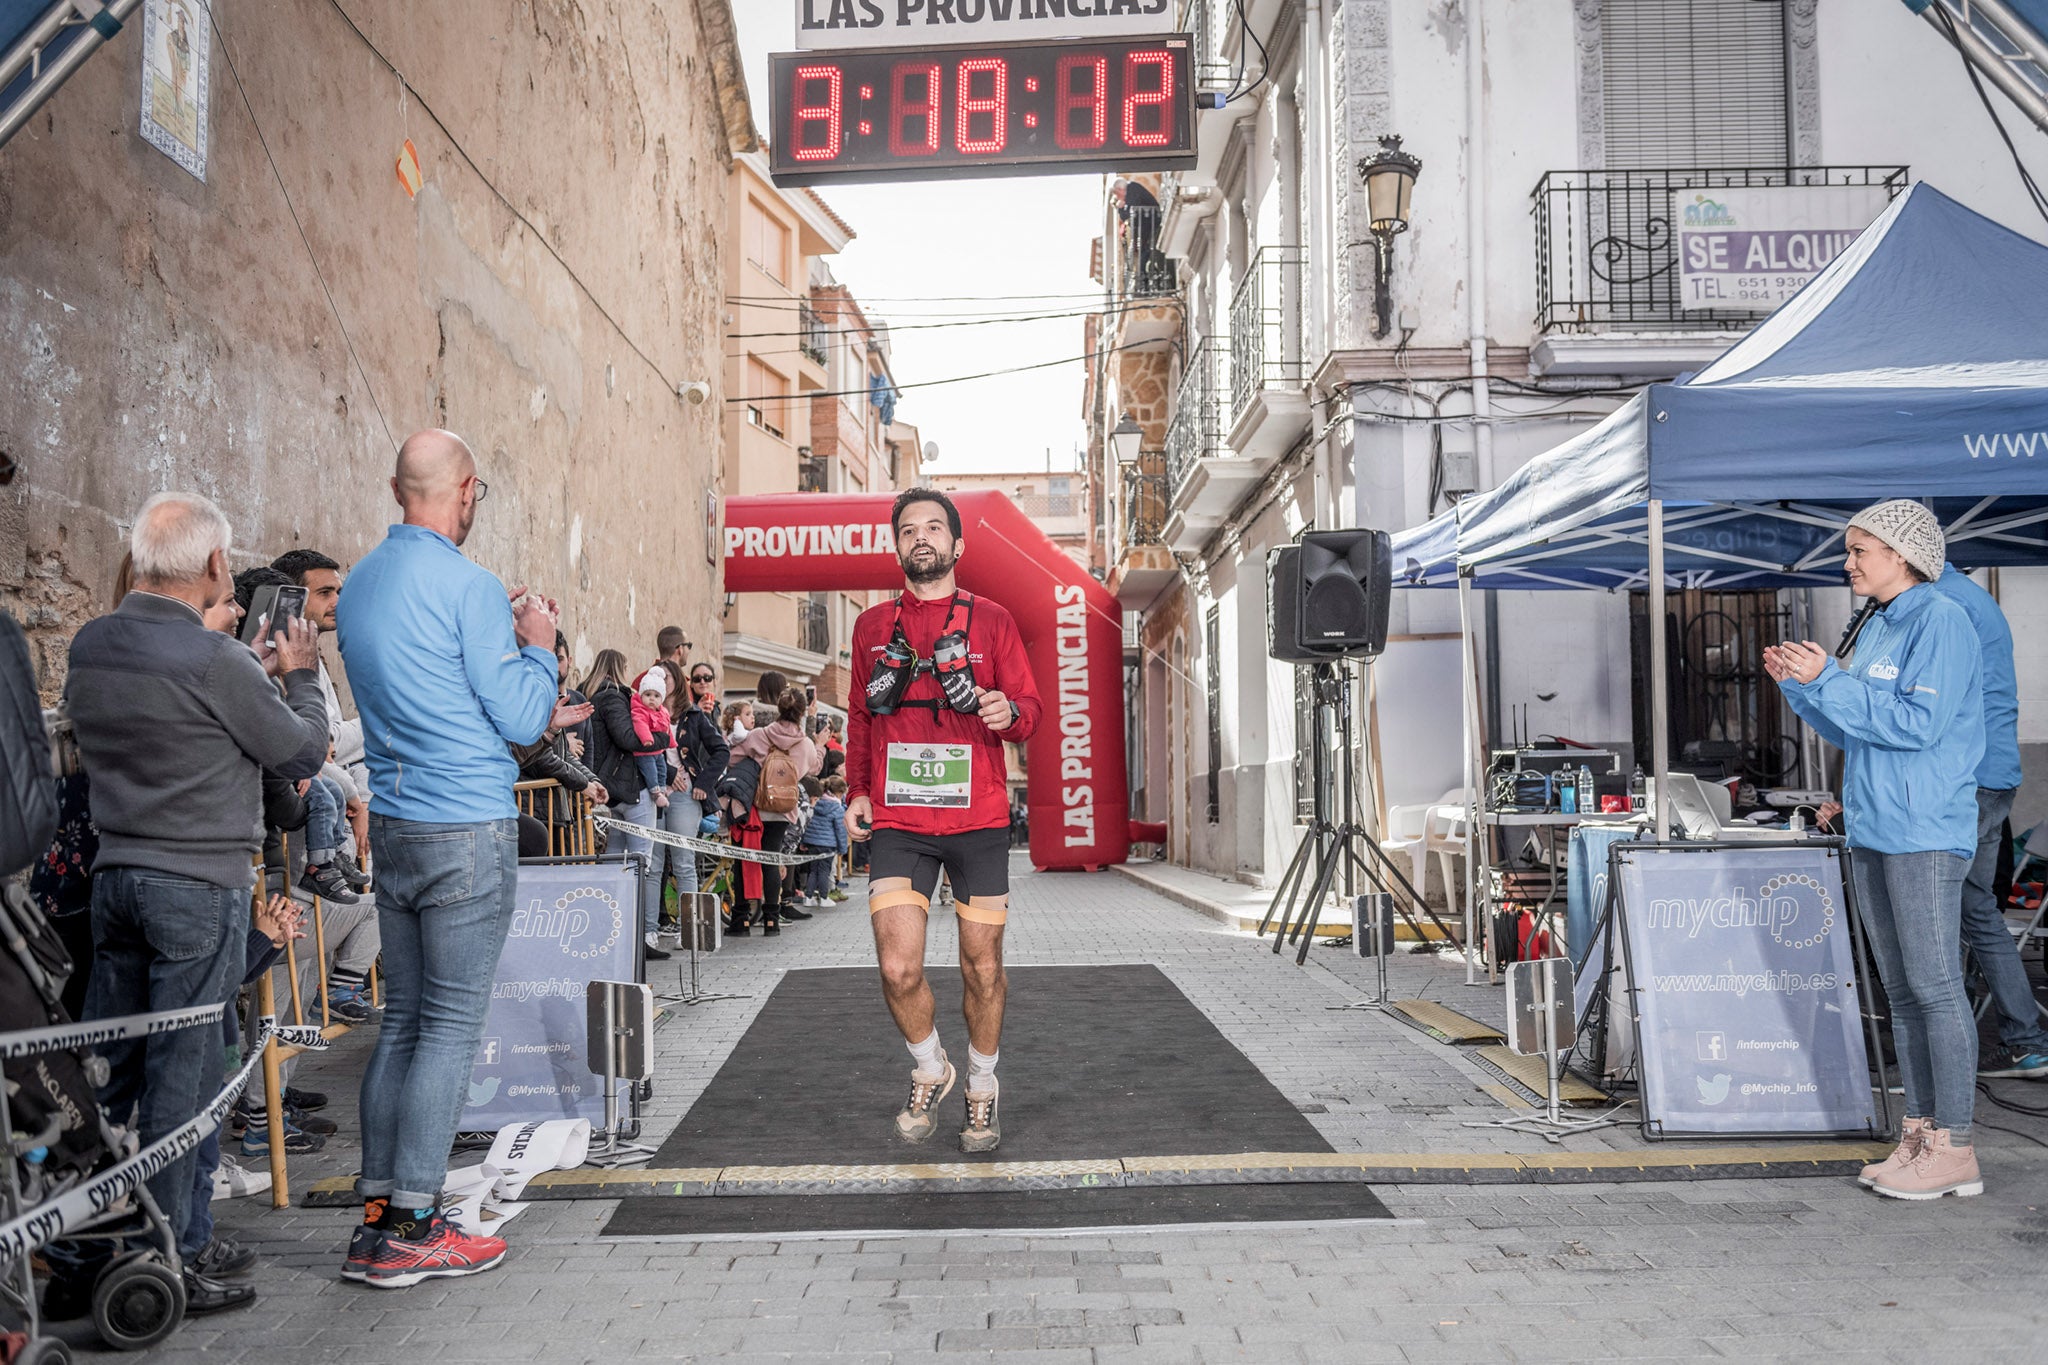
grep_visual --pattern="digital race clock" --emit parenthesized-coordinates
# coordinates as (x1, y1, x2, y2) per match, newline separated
(768, 36, 1196, 186)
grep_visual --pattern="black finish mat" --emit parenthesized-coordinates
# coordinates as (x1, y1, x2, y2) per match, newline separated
(603, 964, 1374, 1234)
(602, 1181, 1391, 1237)
(646, 964, 1334, 1166)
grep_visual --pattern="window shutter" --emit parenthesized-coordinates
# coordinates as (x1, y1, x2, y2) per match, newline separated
(1601, 0, 1788, 168)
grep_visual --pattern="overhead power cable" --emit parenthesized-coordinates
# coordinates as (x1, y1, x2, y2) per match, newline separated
(724, 341, 1154, 405)
(725, 300, 1162, 341)
(724, 291, 1106, 304)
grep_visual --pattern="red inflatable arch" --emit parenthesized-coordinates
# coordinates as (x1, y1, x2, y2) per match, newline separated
(724, 491, 1134, 871)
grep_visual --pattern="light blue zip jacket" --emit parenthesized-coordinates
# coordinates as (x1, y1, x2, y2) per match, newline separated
(1780, 581, 1983, 860)
(1930, 563, 2023, 791)
(336, 524, 557, 823)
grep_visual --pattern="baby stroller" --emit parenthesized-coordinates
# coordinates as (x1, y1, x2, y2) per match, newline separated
(2, 881, 190, 1356)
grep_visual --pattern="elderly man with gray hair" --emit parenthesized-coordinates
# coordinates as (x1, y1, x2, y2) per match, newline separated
(52, 490, 329, 1320)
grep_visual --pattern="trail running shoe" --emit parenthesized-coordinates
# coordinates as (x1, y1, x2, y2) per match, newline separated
(895, 1054, 955, 1144)
(961, 1081, 1001, 1154)
(1977, 1048, 2048, 1079)
(359, 1214, 507, 1288)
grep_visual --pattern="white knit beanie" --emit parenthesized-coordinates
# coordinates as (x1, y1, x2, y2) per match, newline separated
(1845, 500, 1944, 583)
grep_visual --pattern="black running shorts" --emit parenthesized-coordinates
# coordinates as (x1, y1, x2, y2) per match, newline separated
(867, 826, 1012, 906)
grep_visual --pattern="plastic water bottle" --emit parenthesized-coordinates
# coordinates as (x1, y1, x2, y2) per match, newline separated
(1576, 764, 1594, 817)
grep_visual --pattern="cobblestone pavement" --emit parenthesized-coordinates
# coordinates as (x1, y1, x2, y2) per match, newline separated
(109, 857, 2048, 1362)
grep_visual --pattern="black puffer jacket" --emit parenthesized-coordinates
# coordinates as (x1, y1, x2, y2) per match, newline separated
(0, 612, 55, 877)
(676, 705, 730, 795)
(586, 682, 646, 805)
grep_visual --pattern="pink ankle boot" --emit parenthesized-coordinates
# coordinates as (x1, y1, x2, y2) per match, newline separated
(1871, 1126, 1982, 1201)
(1858, 1116, 1931, 1188)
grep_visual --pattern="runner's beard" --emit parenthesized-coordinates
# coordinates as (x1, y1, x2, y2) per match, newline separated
(901, 544, 956, 585)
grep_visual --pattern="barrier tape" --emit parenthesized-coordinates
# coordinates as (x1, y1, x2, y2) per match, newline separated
(0, 1014, 328, 1264)
(593, 816, 836, 868)
(0, 1003, 227, 1062)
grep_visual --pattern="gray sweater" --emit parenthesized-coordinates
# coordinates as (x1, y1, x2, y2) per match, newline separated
(65, 591, 329, 889)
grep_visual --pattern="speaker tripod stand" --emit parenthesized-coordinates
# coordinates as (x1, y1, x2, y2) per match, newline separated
(1259, 662, 1460, 965)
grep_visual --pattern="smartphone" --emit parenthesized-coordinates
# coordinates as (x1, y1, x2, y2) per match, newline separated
(240, 583, 308, 645)
(805, 683, 817, 704)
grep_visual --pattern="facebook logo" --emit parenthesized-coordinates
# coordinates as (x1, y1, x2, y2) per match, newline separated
(474, 1037, 502, 1069)
(1696, 1031, 1728, 1063)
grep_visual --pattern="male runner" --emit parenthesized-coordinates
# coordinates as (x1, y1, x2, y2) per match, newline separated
(846, 488, 1042, 1153)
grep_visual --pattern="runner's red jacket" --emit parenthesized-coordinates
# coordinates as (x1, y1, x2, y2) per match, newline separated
(846, 590, 1042, 835)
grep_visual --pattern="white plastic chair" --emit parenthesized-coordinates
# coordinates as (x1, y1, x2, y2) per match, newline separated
(1425, 788, 1475, 920)
(1382, 787, 1470, 912)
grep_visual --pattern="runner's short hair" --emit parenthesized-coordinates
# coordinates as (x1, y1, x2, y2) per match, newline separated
(891, 487, 961, 540)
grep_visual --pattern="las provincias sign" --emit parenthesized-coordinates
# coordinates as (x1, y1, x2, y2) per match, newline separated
(796, 0, 1174, 51)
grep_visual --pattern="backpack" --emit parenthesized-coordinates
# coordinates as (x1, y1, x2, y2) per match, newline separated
(754, 735, 802, 816)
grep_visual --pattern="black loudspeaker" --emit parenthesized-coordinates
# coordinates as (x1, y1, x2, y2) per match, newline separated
(1269, 530, 1391, 661)
(1267, 545, 1324, 664)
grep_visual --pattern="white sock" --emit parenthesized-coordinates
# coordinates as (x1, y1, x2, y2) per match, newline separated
(967, 1045, 998, 1096)
(907, 1029, 944, 1076)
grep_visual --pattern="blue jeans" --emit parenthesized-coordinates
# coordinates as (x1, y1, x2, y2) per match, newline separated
(613, 792, 660, 937)
(801, 845, 835, 900)
(305, 776, 349, 862)
(657, 787, 704, 897)
(1961, 787, 2048, 1054)
(356, 815, 519, 1208)
(86, 867, 248, 1260)
(1853, 848, 1977, 1140)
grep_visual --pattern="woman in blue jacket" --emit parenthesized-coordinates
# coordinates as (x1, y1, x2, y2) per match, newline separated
(1767, 499, 1984, 1201)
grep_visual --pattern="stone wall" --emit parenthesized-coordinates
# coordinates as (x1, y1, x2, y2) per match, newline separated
(1, 0, 751, 697)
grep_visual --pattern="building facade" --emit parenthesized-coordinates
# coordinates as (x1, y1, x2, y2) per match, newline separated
(718, 162, 919, 712)
(2, 0, 753, 697)
(1095, 0, 2048, 885)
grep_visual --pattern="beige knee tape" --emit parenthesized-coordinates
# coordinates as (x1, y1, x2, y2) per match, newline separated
(869, 888, 931, 916)
(955, 899, 1009, 926)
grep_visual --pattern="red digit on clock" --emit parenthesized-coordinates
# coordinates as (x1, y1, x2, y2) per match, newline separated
(889, 61, 941, 156)
(1121, 50, 1174, 148)
(790, 64, 843, 161)
(956, 57, 1007, 155)
(1054, 54, 1107, 150)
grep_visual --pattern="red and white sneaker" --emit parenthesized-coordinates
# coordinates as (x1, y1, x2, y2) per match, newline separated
(359, 1214, 507, 1288)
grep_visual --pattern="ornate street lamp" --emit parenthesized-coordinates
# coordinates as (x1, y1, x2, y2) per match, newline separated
(1357, 135, 1422, 340)
(1109, 411, 1145, 468)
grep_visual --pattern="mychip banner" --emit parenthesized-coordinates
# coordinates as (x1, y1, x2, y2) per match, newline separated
(464, 860, 639, 1130)
(1615, 843, 1878, 1138)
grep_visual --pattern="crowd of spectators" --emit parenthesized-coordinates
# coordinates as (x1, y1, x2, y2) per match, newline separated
(7, 469, 856, 1330)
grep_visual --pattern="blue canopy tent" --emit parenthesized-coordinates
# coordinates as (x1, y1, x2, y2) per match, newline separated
(1386, 182, 2048, 965)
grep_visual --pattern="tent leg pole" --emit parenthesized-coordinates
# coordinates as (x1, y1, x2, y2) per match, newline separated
(1459, 573, 1480, 985)
(1648, 499, 1671, 842)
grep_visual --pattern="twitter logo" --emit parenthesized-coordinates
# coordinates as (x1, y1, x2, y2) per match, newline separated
(1696, 1073, 1732, 1105)
(467, 1076, 500, 1108)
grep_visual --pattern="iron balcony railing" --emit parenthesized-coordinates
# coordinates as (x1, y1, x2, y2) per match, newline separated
(797, 595, 830, 656)
(798, 300, 829, 365)
(1531, 166, 1907, 333)
(1164, 338, 1227, 503)
(1117, 203, 1176, 298)
(1122, 459, 1169, 548)
(1229, 245, 1306, 421)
